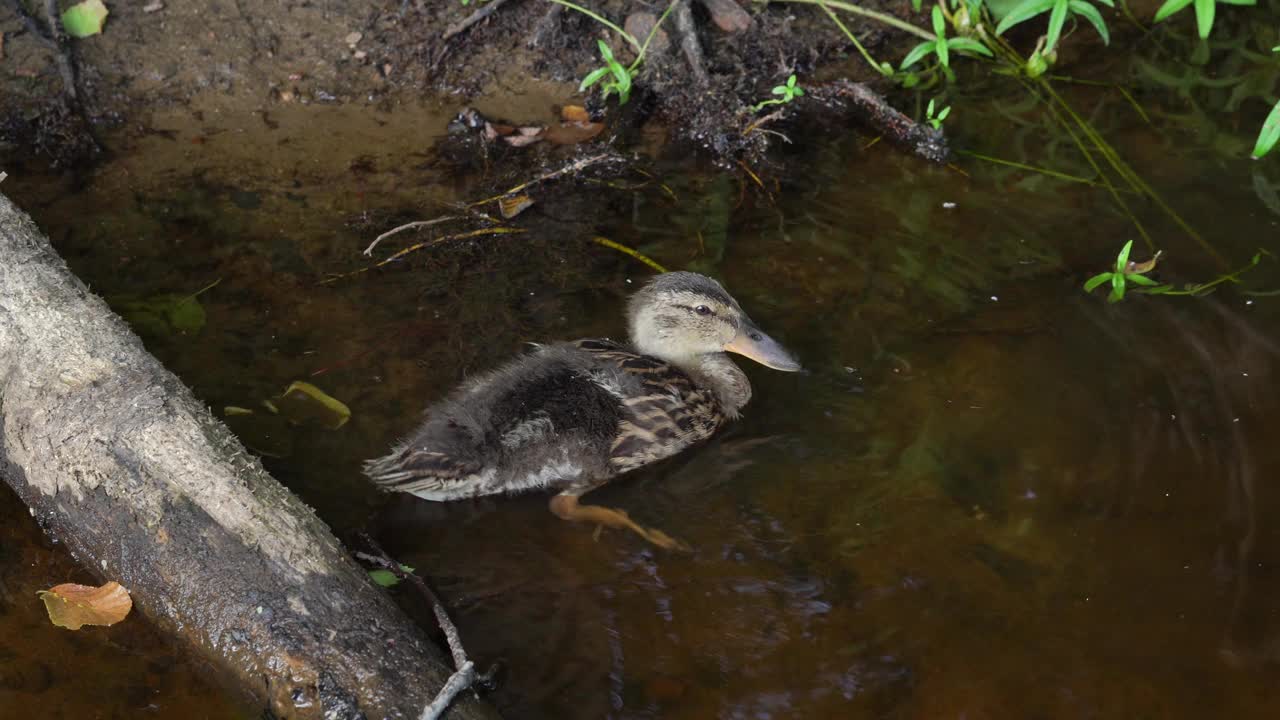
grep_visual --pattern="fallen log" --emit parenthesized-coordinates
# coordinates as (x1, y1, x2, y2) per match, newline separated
(0, 191, 498, 720)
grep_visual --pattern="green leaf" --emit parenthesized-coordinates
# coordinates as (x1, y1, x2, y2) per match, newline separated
(1084, 272, 1113, 292)
(580, 66, 609, 91)
(1115, 240, 1134, 273)
(1045, 0, 1070, 51)
(368, 570, 401, 587)
(61, 0, 109, 38)
(934, 13, 950, 68)
(1192, 0, 1214, 38)
(772, 85, 788, 95)
(928, 98, 937, 116)
(167, 295, 207, 333)
(1126, 273, 1159, 286)
(1068, 1, 1110, 44)
(996, 0, 1056, 34)
(1091, 0, 1114, 8)
(609, 62, 632, 105)
(1153, 0, 1193, 22)
(278, 381, 352, 430)
(1254, 105, 1280, 156)
(1217, 0, 1255, 5)
(368, 564, 414, 588)
(937, 106, 952, 121)
(1109, 273, 1126, 302)
(901, 41, 937, 69)
(597, 39, 615, 63)
(793, 86, 805, 97)
(947, 38, 994, 56)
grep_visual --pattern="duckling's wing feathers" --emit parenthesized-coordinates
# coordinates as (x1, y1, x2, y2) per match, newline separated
(572, 339, 724, 473)
(364, 344, 626, 500)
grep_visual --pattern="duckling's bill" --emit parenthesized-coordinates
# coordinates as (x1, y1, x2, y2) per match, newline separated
(724, 321, 802, 372)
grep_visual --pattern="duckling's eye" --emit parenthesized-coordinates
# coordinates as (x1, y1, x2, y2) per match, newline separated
(695, 305, 713, 316)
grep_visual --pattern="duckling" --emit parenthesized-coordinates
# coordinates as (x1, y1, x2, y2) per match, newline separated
(364, 271, 801, 550)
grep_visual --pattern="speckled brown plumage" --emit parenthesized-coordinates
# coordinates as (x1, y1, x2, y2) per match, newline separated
(364, 272, 802, 549)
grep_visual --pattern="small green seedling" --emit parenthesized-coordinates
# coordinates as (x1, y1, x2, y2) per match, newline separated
(900, 6, 992, 77)
(580, 40, 634, 105)
(1153, 0, 1257, 40)
(753, 74, 805, 112)
(996, 0, 1114, 56)
(1084, 240, 1162, 302)
(1085, 242, 1271, 302)
(1253, 47, 1280, 158)
(925, 98, 952, 129)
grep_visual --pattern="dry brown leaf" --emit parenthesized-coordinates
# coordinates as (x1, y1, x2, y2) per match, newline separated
(37, 581, 132, 630)
(544, 121, 605, 145)
(560, 104, 590, 123)
(499, 194, 534, 219)
(1126, 250, 1163, 275)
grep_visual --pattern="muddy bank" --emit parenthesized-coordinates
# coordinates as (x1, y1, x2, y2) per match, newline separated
(0, 0, 932, 169)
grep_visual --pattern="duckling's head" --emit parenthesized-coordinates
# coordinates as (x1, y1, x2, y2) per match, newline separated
(627, 271, 802, 372)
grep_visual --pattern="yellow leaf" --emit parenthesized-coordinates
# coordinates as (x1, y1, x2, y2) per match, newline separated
(37, 581, 133, 630)
(278, 381, 351, 429)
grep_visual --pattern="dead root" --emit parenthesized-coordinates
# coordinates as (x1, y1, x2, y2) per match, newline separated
(814, 79, 951, 164)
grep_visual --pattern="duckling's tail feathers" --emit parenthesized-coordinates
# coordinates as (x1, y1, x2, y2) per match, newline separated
(363, 447, 490, 501)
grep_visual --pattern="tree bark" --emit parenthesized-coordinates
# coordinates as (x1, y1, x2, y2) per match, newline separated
(0, 192, 498, 720)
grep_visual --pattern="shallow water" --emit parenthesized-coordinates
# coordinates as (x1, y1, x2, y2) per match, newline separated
(5, 24, 1280, 719)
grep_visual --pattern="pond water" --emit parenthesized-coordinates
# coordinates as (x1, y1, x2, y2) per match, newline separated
(4, 22, 1280, 720)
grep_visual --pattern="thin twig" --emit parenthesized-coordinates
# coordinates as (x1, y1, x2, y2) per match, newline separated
(421, 662, 476, 720)
(355, 536, 479, 720)
(353, 545, 468, 669)
(741, 109, 786, 137)
(322, 226, 526, 284)
(468, 152, 617, 207)
(442, 0, 516, 41)
(364, 216, 463, 256)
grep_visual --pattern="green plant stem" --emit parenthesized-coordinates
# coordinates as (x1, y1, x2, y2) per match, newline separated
(957, 150, 1131, 189)
(1045, 75, 1152, 125)
(984, 29, 1225, 268)
(813, 0, 890, 73)
(183, 278, 223, 301)
(630, 0, 680, 71)
(776, 0, 936, 40)
(1148, 252, 1269, 295)
(546, 0, 642, 54)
